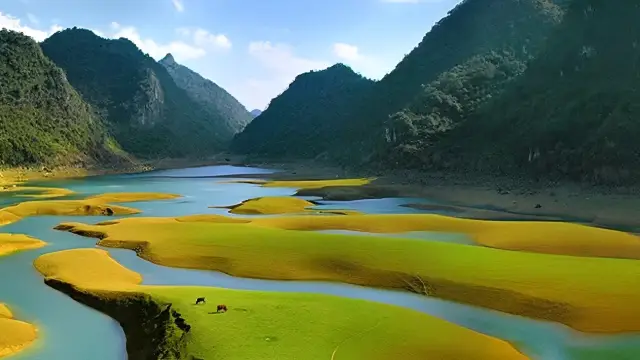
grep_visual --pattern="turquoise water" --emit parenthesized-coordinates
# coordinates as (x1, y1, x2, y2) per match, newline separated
(1, 165, 639, 359)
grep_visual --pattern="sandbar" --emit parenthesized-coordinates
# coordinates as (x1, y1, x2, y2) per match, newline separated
(0, 234, 47, 257)
(34, 249, 526, 360)
(213, 196, 360, 215)
(248, 214, 640, 259)
(56, 215, 640, 333)
(86, 192, 181, 203)
(3, 186, 75, 199)
(0, 191, 182, 227)
(226, 178, 374, 190)
(0, 303, 38, 358)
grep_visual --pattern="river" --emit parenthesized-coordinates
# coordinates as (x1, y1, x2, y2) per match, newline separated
(0, 165, 638, 359)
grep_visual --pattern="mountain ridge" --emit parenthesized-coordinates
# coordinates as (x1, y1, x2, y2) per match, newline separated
(231, 63, 374, 158)
(159, 53, 253, 137)
(0, 29, 131, 168)
(40, 28, 230, 158)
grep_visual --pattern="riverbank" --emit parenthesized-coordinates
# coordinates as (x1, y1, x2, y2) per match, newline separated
(0, 154, 240, 185)
(233, 156, 640, 232)
(8, 153, 640, 232)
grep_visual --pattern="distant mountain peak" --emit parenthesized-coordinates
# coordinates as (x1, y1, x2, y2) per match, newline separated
(160, 53, 176, 65)
(250, 109, 262, 118)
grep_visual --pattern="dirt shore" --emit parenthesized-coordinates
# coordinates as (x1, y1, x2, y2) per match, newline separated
(6, 154, 640, 232)
(239, 157, 640, 232)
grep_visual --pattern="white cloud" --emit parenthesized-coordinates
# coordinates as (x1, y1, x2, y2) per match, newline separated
(331, 42, 390, 79)
(249, 41, 328, 77)
(26, 13, 38, 25)
(333, 43, 361, 61)
(172, 0, 184, 12)
(0, 12, 230, 64)
(177, 27, 232, 49)
(0, 12, 61, 41)
(112, 25, 205, 61)
(235, 41, 330, 109)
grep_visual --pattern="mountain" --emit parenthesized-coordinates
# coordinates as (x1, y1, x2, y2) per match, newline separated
(384, 51, 527, 168)
(250, 109, 262, 118)
(159, 53, 252, 136)
(230, 0, 564, 164)
(40, 28, 228, 158)
(231, 64, 374, 158)
(0, 29, 129, 167)
(436, 0, 640, 184)
(338, 0, 565, 162)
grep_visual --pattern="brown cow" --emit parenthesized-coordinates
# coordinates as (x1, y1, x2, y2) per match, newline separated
(217, 304, 228, 313)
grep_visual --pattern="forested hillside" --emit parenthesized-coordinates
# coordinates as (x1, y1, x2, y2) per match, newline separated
(159, 53, 252, 137)
(384, 51, 527, 167)
(0, 30, 129, 167)
(435, 0, 640, 184)
(333, 0, 565, 162)
(231, 0, 565, 164)
(231, 64, 374, 158)
(40, 28, 229, 158)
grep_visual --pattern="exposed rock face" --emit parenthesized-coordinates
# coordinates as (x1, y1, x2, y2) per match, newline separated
(40, 29, 229, 158)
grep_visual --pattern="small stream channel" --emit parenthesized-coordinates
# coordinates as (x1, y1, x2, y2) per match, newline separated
(0, 165, 638, 359)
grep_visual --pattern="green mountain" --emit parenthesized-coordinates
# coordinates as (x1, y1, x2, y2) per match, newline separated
(0, 29, 129, 167)
(230, 0, 564, 165)
(384, 51, 527, 168)
(438, 0, 640, 184)
(341, 0, 564, 162)
(231, 64, 374, 158)
(40, 28, 228, 158)
(159, 53, 252, 136)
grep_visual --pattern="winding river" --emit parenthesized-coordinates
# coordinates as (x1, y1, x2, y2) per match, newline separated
(1, 165, 638, 359)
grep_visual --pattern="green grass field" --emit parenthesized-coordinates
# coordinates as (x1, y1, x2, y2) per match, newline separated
(34, 249, 526, 360)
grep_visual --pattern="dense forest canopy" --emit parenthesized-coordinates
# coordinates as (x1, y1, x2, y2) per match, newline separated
(0, 29, 128, 167)
(433, 0, 640, 183)
(330, 0, 565, 162)
(231, 64, 374, 158)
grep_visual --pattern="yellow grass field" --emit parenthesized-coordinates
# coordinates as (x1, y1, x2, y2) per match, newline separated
(0, 303, 38, 358)
(213, 196, 361, 215)
(56, 214, 640, 333)
(0, 234, 47, 257)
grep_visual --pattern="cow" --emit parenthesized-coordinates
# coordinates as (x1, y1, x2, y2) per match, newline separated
(195, 297, 206, 305)
(217, 304, 228, 313)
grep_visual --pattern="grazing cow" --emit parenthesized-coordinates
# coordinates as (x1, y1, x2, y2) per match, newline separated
(217, 304, 228, 313)
(195, 297, 206, 305)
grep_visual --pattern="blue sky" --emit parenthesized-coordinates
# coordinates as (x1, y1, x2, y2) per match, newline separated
(1, 0, 461, 110)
